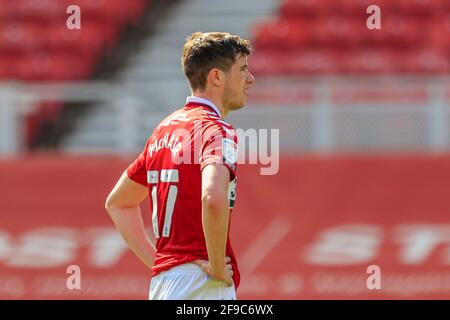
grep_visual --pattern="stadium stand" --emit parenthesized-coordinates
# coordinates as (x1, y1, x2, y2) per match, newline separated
(0, 0, 448, 152)
(61, 0, 277, 153)
(1, 0, 450, 301)
(0, 0, 151, 147)
(251, 0, 450, 75)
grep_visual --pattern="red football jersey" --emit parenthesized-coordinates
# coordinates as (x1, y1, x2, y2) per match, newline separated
(126, 97, 240, 288)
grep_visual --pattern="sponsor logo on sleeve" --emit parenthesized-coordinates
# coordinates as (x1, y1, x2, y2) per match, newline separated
(222, 138, 238, 170)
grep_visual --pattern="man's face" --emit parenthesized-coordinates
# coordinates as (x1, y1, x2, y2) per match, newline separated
(222, 54, 255, 112)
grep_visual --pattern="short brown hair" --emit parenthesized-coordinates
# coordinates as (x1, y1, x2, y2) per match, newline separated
(181, 32, 252, 91)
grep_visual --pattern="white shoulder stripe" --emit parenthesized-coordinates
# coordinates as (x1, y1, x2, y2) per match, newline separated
(223, 126, 235, 136)
(218, 120, 229, 126)
(204, 110, 219, 116)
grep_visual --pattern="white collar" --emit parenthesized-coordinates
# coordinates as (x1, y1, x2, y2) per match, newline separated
(186, 96, 222, 118)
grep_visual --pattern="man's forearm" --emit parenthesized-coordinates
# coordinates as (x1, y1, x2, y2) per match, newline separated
(202, 200, 230, 277)
(107, 205, 155, 268)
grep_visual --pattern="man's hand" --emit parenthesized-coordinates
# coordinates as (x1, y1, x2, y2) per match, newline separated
(193, 256, 234, 286)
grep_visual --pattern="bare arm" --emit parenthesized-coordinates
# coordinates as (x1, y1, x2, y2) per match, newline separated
(105, 171, 155, 268)
(200, 163, 233, 286)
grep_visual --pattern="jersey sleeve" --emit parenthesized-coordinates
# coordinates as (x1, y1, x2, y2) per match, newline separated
(200, 121, 238, 180)
(126, 142, 148, 187)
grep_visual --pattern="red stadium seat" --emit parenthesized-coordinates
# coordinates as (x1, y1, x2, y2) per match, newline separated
(63, 0, 149, 24)
(253, 19, 311, 50)
(5, 0, 65, 20)
(429, 15, 450, 51)
(0, 54, 20, 79)
(281, 0, 329, 18)
(0, 0, 17, 19)
(362, 16, 423, 48)
(0, 22, 47, 52)
(312, 17, 364, 48)
(251, 49, 343, 75)
(1, 0, 149, 23)
(403, 49, 450, 74)
(397, 0, 445, 16)
(339, 0, 403, 15)
(249, 51, 291, 75)
(48, 21, 116, 59)
(345, 50, 403, 74)
(120, 0, 149, 21)
(251, 0, 448, 75)
(63, 0, 117, 19)
(0, 0, 152, 149)
(288, 50, 343, 74)
(17, 53, 93, 81)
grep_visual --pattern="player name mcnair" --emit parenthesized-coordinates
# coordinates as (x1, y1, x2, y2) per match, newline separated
(176, 305, 210, 317)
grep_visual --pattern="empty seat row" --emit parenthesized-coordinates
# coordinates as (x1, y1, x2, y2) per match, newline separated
(250, 49, 450, 75)
(281, 0, 450, 18)
(253, 16, 450, 50)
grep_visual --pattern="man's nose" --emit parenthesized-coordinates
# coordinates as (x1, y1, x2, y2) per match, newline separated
(246, 70, 255, 84)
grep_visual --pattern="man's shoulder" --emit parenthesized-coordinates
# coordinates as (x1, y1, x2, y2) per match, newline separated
(157, 108, 189, 127)
(195, 110, 235, 130)
(155, 106, 236, 137)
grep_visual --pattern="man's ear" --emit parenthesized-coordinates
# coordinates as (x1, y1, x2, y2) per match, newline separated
(208, 68, 224, 87)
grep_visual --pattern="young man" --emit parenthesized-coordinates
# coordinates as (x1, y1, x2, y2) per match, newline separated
(105, 32, 255, 300)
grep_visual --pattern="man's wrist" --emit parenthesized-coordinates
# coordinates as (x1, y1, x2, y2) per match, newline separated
(210, 265, 227, 277)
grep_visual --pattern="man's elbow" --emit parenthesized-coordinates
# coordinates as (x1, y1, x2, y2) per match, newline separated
(104, 194, 116, 214)
(202, 193, 228, 214)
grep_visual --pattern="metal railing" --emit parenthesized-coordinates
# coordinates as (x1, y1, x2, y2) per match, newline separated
(0, 76, 449, 156)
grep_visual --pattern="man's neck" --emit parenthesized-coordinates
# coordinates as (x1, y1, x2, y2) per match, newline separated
(191, 92, 228, 118)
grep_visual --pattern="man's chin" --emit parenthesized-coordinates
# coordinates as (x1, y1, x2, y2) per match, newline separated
(224, 99, 245, 113)
(230, 104, 244, 112)
(231, 100, 246, 110)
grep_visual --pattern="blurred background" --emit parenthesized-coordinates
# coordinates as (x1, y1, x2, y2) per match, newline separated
(1, 0, 450, 299)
